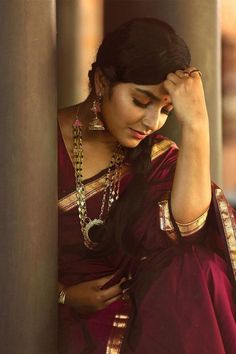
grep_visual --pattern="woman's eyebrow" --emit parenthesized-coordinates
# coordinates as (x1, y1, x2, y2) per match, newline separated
(135, 88, 161, 101)
(135, 88, 172, 105)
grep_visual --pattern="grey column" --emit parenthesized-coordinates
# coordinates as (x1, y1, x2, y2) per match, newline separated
(0, 1, 58, 353)
(57, 0, 104, 108)
(104, 0, 222, 184)
(57, 0, 81, 108)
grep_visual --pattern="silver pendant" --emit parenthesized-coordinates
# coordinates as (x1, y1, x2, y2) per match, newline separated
(83, 219, 103, 249)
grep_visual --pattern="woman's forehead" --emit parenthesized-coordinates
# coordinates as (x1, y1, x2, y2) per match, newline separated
(113, 82, 170, 101)
(132, 83, 169, 98)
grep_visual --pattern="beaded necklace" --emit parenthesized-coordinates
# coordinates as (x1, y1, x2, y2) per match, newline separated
(73, 121, 125, 249)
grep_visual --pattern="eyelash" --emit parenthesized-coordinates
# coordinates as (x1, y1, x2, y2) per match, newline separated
(133, 98, 170, 115)
(133, 98, 150, 108)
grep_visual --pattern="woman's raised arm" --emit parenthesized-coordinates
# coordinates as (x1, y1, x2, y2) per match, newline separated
(164, 68, 211, 224)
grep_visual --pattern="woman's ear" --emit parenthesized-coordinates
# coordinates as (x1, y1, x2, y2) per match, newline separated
(94, 68, 109, 95)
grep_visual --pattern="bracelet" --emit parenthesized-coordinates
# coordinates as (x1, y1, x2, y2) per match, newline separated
(176, 208, 209, 236)
(159, 198, 209, 239)
(58, 287, 67, 304)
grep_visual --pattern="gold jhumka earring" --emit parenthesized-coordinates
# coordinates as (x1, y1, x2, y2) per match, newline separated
(89, 93, 105, 130)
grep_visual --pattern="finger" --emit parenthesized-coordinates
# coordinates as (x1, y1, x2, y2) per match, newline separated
(183, 67, 202, 78)
(183, 66, 197, 75)
(163, 78, 176, 94)
(119, 277, 127, 285)
(120, 276, 132, 290)
(100, 276, 126, 291)
(100, 282, 124, 301)
(166, 72, 183, 85)
(94, 274, 115, 289)
(175, 70, 190, 79)
(189, 69, 202, 79)
(104, 293, 123, 306)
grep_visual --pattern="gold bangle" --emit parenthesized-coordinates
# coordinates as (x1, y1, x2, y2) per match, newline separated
(58, 288, 67, 304)
(176, 208, 209, 237)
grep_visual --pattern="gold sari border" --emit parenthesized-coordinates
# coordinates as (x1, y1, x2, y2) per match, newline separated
(215, 188, 236, 280)
(176, 208, 208, 236)
(59, 139, 176, 213)
(106, 300, 130, 354)
(151, 139, 177, 160)
(58, 190, 77, 213)
(158, 199, 208, 238)
(58, 165, 129, 212)
(158, 199, 178, 241)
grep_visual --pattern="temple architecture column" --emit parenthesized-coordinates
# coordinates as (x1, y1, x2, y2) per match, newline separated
(104, 0, 222, 184)
(0, 1, 58, 353)
(57, 0, 104, 108)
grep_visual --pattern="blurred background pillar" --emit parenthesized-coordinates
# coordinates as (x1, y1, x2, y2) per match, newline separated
(57, 0, 104, 108)
(104, 0, 222, 184)
(0, 1, 58, 353)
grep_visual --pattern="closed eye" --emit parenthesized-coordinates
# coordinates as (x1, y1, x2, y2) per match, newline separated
(133, 98, 172, 115)
(133, 98, 150, 108)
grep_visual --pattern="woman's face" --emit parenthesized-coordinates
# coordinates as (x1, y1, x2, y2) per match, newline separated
(101, 82, 173, 148)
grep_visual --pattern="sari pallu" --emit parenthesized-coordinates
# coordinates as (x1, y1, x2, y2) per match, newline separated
(58, 126, 236, 353)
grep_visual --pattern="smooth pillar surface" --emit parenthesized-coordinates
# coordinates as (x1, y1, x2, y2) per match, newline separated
(57, 0, 104, 108)
(104, 0, 222, 184)
(0, 1, 58, 353)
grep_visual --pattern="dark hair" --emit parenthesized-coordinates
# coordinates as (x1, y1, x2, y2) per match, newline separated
(88, 17, 191, 88)
(84, 18, 191, 257)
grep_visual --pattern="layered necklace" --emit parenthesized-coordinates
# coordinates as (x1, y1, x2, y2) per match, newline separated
(73, 121, 125, 250)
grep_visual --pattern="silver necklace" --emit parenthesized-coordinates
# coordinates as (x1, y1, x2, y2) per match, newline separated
(73, 123, 125, 249)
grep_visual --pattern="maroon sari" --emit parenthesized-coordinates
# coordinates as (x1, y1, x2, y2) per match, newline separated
(58, 125, 236, 353)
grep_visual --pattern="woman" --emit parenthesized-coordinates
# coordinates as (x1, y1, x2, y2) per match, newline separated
(58, 18, 236, 353)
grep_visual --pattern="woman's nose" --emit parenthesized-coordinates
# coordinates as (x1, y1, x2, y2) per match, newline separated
(142, 110, 160, 132)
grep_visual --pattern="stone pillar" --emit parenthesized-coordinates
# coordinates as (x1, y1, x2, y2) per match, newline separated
(57, 0, 104, 108)
(104, 0, 222, 184)
(0, 1, 58, 353)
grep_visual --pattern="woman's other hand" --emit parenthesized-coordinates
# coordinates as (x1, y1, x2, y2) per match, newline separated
(63, 275, 125, 315)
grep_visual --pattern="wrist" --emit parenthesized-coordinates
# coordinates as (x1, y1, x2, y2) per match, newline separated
(180, 120, 210, 151)
(181, 115, 209, 132)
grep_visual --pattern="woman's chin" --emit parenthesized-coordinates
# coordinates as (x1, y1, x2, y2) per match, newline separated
(118, 138, 144, 149)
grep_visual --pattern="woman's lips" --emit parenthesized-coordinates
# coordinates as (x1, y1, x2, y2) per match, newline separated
(129, 128, 148, 140)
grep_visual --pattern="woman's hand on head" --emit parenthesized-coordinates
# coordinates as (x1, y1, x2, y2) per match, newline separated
(163, 68, 208, 128)
(64, 275, 125, 315)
